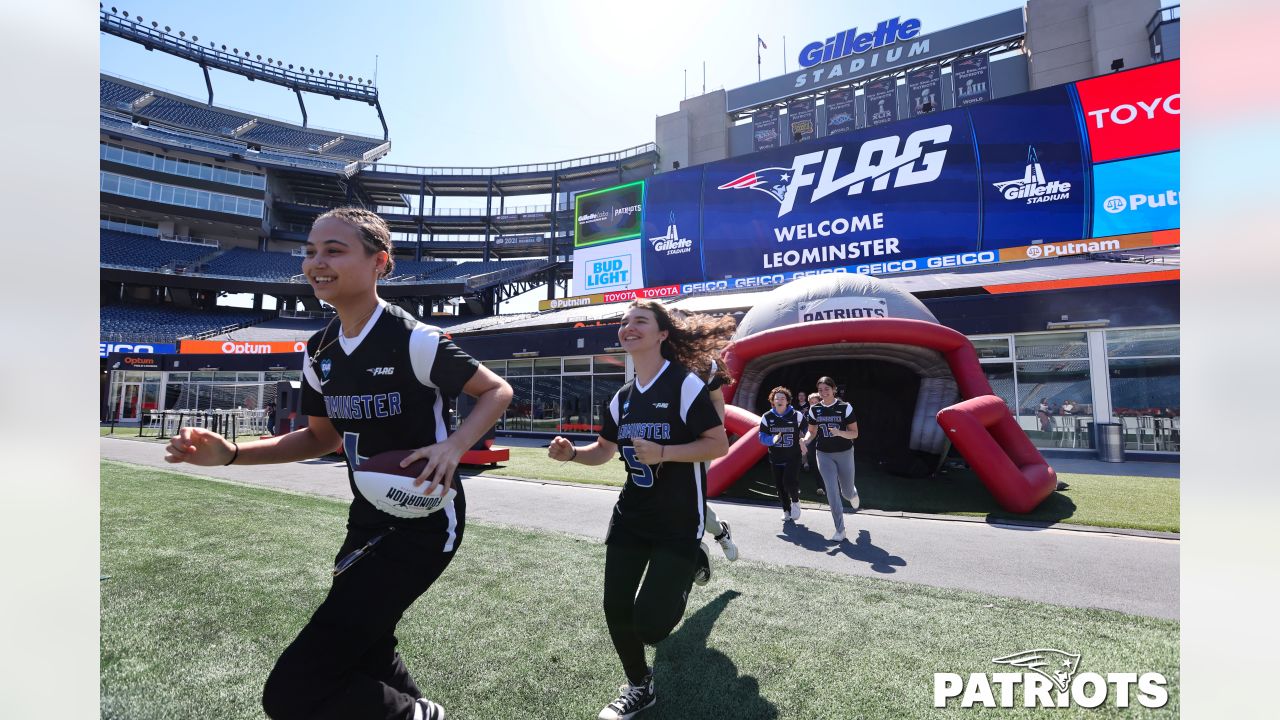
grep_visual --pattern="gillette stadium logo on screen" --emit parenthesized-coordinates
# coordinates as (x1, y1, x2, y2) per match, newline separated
(574, 181, 646, 248)
(717, 124, 952, 218)
(799, 16, 923, 68)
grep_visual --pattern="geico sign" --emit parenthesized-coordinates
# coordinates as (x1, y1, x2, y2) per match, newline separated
(101, 342, 155, 355)
(1086, 95, 1179, 129)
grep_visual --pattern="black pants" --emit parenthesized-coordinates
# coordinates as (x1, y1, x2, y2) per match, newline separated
(602, 523, 698, 686)
(770, 458, 801, 511)
(262, 503, 464, 720)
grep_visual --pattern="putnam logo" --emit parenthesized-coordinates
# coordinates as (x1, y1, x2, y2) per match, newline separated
(934, 649, 1169, 709)
(718, 125, 952, 218)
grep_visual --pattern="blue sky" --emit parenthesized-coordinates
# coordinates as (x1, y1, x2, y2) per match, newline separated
(100, 0, 1027, 168)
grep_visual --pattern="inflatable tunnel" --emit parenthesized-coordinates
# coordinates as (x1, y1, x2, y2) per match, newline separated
(706, 274, 1056, 514)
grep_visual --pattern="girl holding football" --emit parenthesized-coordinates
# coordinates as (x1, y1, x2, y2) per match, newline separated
(547, 300, 732, 720)
(164, 207, 512, 720)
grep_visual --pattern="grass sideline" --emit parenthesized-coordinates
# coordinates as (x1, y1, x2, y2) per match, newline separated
(459, 447, 1180, 533)
(102, 461, 1179, 719)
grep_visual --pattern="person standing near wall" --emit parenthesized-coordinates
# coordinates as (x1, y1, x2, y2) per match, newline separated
(801, 376, 859, 542)
(758, 386, 805, 523)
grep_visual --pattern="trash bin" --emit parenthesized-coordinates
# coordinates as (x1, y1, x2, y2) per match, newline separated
(1095, 422, 1125, 463)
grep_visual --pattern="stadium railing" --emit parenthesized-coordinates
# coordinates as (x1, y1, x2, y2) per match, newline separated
(358, 143, 657, 177)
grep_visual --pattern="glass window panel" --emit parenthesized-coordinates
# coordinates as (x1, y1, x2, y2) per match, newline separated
(284, 371, 302, 382)
(982, 362, 1015, 412)
(102, 173, 119, 192)
(506, 376, 532, 431)
(481, 360, 506, 377)
(594, 354, 626, 374)
(561, 375, 592, 432)
(563, 356, 592, 374)
(1016, 359, 1093, 448)
(168, 372, 190, 381)
(214, 372, 238, 381)
(534, 358, 561, 376)
(213, 167, 226, 184)
(1109, 358, 1180, 417)
(237, 372, 260, 382)
(1014, 332, 1088, 361)
(1106, 327, 1180, 358)
(532, 376, 561, 432)
(971, 337, 1011, 360)
(106, 145, 123, 162)
(122, 371, 144, 382)
(592, 375, 625, 434)
(192, 372, 215, 381)
(506, 359, 533, 375)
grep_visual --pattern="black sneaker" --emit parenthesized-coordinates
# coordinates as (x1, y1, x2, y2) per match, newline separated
(598, 674, 656, 720)
(693, 542, 712, 586)
(416, 698, 445, 720)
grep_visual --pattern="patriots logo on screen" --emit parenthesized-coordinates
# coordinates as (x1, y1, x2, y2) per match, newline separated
(717, 167, 792, 203)
(716, 125, 953, 218)
(991, 649, 1081, 693)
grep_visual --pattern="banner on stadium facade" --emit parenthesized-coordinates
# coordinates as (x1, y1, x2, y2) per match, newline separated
(493, 234, 546, 246)
(752, 107, 781, 151)
(787, 98, 817, 143)
(998, 229, 1180, 263)
(727, 8, 1025, 111)
(561, 61, 1178, 300)
(1092, 152, 1180, 238)
(538, 285, 681, 312)
(100, 341, 177, 359)
(864, 77, 899, 126)
(1074, 59, 1180, 163)
(574, 181, 644, 248)
(180, 339, 309, 355)
(953, 54, 992, 106)
(907, 65, 942, 117)
(823, 88, 857, 135)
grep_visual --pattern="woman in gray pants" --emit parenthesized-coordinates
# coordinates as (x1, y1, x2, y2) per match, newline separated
(800, 376, 859, 542)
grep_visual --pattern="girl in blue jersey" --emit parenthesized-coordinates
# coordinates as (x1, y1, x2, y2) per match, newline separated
(165, 208, 512, 720)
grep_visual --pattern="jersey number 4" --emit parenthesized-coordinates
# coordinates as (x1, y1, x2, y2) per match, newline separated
(621, 446, 656, 488)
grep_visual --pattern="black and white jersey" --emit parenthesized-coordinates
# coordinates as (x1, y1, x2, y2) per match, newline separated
(807, 400, 858, 453)
(301, 302, 479, 541)
(759, 406, 805, 463)
(600, 361, 722, 542)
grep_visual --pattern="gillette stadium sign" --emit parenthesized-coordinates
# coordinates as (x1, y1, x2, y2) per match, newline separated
(798, 16, 922, 68)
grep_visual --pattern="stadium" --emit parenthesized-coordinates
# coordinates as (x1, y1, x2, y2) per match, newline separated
(97, 1, 1182, 718)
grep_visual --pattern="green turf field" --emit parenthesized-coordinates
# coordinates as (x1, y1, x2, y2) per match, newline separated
(459, 448, 1181, 533)
(101, 461, 1178, 719)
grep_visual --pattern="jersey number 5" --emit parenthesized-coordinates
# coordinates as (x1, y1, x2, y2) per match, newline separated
(621, 446, 656, 488)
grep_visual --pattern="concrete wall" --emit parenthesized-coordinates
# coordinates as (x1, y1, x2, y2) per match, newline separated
(655, 89, 730, 172)
(1026, 0, 1160, 89)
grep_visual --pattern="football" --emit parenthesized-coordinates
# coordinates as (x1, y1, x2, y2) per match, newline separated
(353, 450, 458, 519)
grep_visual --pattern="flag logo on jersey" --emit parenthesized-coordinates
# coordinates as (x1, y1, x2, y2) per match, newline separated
(320, 358, 332, 381)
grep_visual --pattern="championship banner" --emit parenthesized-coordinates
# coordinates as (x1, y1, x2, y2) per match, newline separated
(997, 229, 1180, 262)
(493, 234, 546, 247)
(180, 339, 308, 354)
(864, 77, 899, 127)
(823, 88, 857, 135)
(752, 107, 781, 151)
(787, 98, 817, 143)
(907, 65, 942, 117)
(538, 284, 681, 312)
(953, 54, 992, 106)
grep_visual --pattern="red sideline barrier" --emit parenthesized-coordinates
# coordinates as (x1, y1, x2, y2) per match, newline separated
(936, 395, 1056, 513)
(707, 404, 767, 497)
(462, 448, 510, 466)
(718, 318, 1056, 512)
